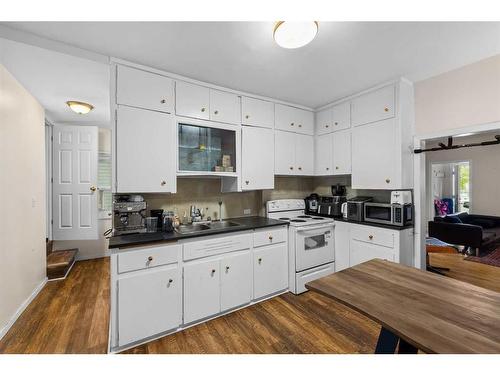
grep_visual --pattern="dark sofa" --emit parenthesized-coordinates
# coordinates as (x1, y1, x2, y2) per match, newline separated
(428, 212, 500, 256)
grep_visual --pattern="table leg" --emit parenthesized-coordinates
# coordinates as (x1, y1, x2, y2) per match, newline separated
(375, 327, 399, 354)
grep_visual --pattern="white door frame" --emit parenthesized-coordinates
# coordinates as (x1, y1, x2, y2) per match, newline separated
(413, 120, 500, 269)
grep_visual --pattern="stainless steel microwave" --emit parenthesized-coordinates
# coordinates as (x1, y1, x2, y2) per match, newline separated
(364, 203, 413, 227)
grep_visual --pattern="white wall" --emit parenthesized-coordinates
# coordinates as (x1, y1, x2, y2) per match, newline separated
(0, 63, 47, 338)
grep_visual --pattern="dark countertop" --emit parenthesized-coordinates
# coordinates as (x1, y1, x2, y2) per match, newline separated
(334, 217, 414, 231)
(108, 216, 288, 249)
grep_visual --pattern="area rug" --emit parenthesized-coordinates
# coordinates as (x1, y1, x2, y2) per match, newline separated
(465, 247, 500, 268)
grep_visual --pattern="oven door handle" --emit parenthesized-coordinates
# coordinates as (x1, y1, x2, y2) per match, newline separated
(296, 224, 335, 233)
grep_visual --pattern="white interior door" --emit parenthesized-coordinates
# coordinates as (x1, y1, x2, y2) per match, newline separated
(52, 125, 98, 240)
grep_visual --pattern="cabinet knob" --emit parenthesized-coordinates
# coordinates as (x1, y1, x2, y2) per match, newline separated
(225, 266, 230, 272)
(211, 269, 216, 275)
(201, 107, 206, 112)
(289, 166, 294, 170)
(385, 178, 391, 184)
(245, 115, 250, 119)
(160, 99, 166, 104)
(245, 180, 249, 185)
(269, 235, 273, 241)
(214, 110, 219, 115)
(290, 122, 294, 126)
(368, 235, 373, 240)
(325, 125, 329, 128)
(335, 166, 339, 170)
(335, 122, 338, 126)
(168, 278, 173, 283)
(258, 258, 262, 264)
(161, 180, 166, 186)
(298, 124, 302, 128)
(148, 256, 153, 262)
(326, 167, 329, 171)
(298, 167, 302, 171)
(384, 107, 389, 112)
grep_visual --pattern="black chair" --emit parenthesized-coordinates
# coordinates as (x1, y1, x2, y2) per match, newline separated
(428, 212, 500, 257)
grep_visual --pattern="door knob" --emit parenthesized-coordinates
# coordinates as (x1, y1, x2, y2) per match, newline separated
(90, 186, 96, 192)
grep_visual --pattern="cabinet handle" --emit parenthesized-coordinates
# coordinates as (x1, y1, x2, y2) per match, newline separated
(245, 180, 249, 185)
(290, 122, 294, 126)
(161, 180, 166, 186)
(214, 110, 219, 115)
(385, 178, 391, 184)
(369, 235, 373, 240)
(258, 258, 262, 264)
(225, 266, 230, 272)
(147, 256, 153, 262)
(269, 235, 273, 241)
(245, 115, 250, 119)
(160, 99, 166, 104)
(384, 107, 389, 112)
(201, 107, 206, 112)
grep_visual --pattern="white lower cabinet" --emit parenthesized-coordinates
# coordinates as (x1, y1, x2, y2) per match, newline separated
(220, 251, 252, 311)
(334, 221, 350, 272)
(117, 266, 181, 347)
(253, 243, 288, 299)
(183, 258, 221, 324)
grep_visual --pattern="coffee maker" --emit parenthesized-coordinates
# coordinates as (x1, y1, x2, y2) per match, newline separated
(113, 195, 147, 235)
(320, 184, 347, 218)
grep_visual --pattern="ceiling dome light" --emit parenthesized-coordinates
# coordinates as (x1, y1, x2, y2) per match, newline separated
(273, 21, 318, 49)
(66, 100, 94, 114)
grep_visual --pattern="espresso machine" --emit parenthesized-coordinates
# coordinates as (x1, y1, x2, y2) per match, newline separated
(113, 195, 147, 235)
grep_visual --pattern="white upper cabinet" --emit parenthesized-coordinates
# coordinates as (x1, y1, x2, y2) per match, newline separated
(351, 85, 395, 127)
(315, 133, 333, 175)
(209, 89, 241, 125)
(275, 104, 314, 135)
(175, 81, 210, 120)
(315, 108, 333, 135)
(116, 106, 176, 193)
(331, 102, 351, 131)
(241, 127, 274, 190)
(116, 65, 174, 113)
(351, 118, 397, 189)
(295, 134, 314, 175)
(241, 97, 274, 128)
(332, 129, 351, 175)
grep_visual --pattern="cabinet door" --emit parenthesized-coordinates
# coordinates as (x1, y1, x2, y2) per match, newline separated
(332, 129, 351, 175)
(351, 85, 395, 127)
(220, 251, 252, 311)
(349, 239, 395, 267)
(254, 243, 288, 299)
(116, 106, 176, 193)
(241, 97, 274, 128)
(275, 104, 296, 133)
(210, 89, 241, 125)
(331, 102, 351, 132)
(315, 108, 333, 135)
(295, 134, 314, 175)
(118, 267, 181, 346)
(274, 130, 295, 175)
(351, 118, 396, 189)
(314, 133, 333, 175)
(296, 109, 314, 135)
(175, 81, 210, 120)
(183, 258, 220, 324)
(242, 127, 274, 190)
(334, 221, 350, 271)
(116, 65, 174, 113)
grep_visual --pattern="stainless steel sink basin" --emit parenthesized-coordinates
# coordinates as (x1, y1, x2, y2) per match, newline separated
(175, 221, 241, 234)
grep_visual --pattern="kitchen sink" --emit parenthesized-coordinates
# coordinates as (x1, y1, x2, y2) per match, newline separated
(175, 221, 241, 234)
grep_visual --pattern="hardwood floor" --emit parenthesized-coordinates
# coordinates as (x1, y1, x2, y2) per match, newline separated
(1, 254, 499, 354)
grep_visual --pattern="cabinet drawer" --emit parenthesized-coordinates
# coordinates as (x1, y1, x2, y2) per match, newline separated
(350, 240, 395, 267)
(351, 85, 395, 127)
(295, 263, 334, 294)
(350, 225, 394, 249)
(253, 226, 287, 248)
(183, 232, 252, 261)
(118, 244, 181, 274)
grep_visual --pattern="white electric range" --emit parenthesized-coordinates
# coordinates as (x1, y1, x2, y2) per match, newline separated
(266, 199, 335, 294)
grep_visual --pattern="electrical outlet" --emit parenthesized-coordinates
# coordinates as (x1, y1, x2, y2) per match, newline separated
(243, 208, 251, 215)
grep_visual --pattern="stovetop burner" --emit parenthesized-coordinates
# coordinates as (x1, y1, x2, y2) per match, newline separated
(278, 217, 290, 221)
(290, 219, 307, 223)
(297, 215, 312, 218)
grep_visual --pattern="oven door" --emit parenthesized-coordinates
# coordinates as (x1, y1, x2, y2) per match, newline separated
(295, 224, 335, 272)
(364, 203, 393, 225)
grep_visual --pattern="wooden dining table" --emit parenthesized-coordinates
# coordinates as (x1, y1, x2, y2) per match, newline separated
(305, 258, 500, 354)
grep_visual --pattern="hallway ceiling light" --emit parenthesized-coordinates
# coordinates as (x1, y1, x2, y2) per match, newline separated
(66, 100, 94, 114)
(273, 21, 318, 49)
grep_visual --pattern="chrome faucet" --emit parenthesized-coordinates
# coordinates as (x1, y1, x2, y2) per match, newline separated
(218, 200, 223, 222)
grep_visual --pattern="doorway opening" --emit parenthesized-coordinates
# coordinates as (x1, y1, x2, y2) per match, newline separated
(431, 161, 470, 217)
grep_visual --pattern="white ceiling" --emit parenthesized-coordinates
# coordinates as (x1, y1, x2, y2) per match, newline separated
(0, 37, 110, 123)
(3, 22, 500, 109)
